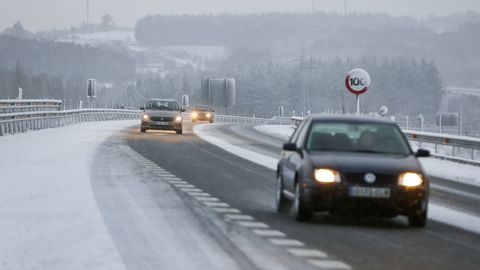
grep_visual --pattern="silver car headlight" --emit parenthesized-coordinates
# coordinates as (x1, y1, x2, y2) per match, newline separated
(143, 114, 150, 120)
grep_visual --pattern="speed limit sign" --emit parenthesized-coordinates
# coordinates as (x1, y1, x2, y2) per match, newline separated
(345, 68, 371, 95)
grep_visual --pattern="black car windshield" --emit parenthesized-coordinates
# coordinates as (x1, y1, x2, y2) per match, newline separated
(306, 121, 411, 155)
(146, 100, 179, 111)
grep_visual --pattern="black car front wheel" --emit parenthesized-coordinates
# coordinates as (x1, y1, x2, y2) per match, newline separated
(291, 181, 313, 222)
(176, 129, 183, 134)
(408, 202, 428, 227)
(141, 127, 146, 133)
(275, 173, 289, 213)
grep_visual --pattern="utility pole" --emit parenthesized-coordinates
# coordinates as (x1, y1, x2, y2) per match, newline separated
(86, 0, 90, 30)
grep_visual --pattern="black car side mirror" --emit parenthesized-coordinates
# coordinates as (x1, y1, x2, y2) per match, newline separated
(140, 106, 145, 111)
(415, 149, 430, 158)
(283, 143, 298, 152)
(181, 108, 186, 112)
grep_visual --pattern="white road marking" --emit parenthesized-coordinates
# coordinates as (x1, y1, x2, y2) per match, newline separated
(181, 189, 204, 193)
(225, 214, 254, 221)
(308, 259, 352, 269)
(269, 238, 305, 247)
(167, 181, 188, 185)
(163, 177, 183, 180)
(174, 184, 195, 188)
(187, 192, 211, 197)
(212, 208, 241, 213)
(204, 202, 230, 207)
(287, 248, 327, 258)
(238, 221, 269, 228)
(195, 197, 220, 202)
(252, 229, 286, 237)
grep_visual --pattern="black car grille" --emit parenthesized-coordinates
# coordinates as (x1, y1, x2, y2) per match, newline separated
(150, 116, 175, 122)
(343, 173, 397, 185)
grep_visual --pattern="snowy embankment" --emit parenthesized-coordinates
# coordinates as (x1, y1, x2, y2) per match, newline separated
(0, 121, 136, 270)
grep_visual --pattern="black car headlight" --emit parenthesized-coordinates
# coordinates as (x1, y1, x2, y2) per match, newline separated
(314, 169, 341, 183)
(398, 172, 423, 187)
(143, 114, 150, 120)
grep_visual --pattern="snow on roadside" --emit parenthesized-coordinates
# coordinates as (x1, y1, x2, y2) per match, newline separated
(254, 125, 480, 188)
(0, 120, 137, 270)
(254, 125, 293, 141)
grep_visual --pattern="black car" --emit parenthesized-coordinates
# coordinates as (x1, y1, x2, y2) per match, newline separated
(276, 115, 430, 227)
(140, 98, 185, 134)
(191, 105, 215, 123)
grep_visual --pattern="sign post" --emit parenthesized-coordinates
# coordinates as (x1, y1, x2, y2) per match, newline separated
(345, 69, 371, 115)
(87, 79, 97, 108)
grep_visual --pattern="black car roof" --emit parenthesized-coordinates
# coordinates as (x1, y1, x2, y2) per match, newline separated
(308, 114, 396, 125)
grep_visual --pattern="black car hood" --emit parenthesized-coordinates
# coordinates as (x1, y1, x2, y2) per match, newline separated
(308, 152, 423, 174)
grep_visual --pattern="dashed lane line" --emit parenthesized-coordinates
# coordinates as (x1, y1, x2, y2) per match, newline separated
(128, 147, 353, 270)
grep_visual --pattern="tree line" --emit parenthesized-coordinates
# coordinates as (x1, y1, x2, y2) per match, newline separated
(132, 57, 443, 119)
(134, 12, 480, 88)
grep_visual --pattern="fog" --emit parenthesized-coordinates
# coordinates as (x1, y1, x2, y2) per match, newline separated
(1, 0, 480, 31)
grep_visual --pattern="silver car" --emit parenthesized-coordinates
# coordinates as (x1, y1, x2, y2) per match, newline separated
(140, 99, 185, 134)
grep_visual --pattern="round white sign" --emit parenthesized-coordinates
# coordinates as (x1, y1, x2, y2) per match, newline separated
(345, 68, 371, 95)
(379, 106, 389, 116)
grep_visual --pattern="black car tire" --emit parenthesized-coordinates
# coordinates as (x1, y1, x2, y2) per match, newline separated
(176, 129, 183, 135)
(275, 173, 289, 213)
(291, 181, 313, 222)
(209, 120, 214, 123)
(141, 127, 146, 133)
(408, 203, 427, 228)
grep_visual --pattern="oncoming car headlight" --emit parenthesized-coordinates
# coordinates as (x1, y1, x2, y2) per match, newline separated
(191, 112, 198, 118)
(143, 114, 149, 120)
(175, 116, 182, 122)
(314, 169, 341, 183)
(398, 172, 423, 187)
(206, 113, 212, 118)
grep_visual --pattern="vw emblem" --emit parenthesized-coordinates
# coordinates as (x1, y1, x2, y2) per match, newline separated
(364, 173, 376, 184)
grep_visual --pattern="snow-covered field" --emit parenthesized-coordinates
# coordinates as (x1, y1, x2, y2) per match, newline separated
(0, 121, 137, 270)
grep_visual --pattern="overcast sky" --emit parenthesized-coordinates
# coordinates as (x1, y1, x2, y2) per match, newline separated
(1, 0, 480, 31)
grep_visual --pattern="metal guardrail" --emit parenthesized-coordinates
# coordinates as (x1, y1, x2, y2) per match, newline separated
(0, 99, 63, 114)
(404, 131, 480, 165)
(214, 114, 292, 125)
(0, 109, 141, 136)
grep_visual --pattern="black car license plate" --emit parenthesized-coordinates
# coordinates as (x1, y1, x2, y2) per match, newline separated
(154, 121, 169, 126)
(349, 187, 391, 199)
